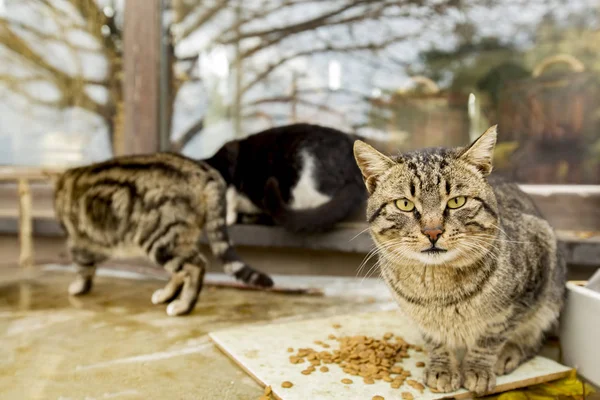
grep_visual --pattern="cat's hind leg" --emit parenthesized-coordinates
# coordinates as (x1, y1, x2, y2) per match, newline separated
(151, 273, 184, 305)
(149, 232, 207, 316)
(494, 341, 539, 376)
(165, 258, 206, 317)
(68, 246, 107, 296)
(494, 325, 545, 375)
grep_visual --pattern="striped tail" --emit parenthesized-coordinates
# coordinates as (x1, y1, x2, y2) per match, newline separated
(203, 175, 273, 287)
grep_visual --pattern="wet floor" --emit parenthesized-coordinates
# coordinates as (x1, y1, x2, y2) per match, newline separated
(0, 266, 396, 399)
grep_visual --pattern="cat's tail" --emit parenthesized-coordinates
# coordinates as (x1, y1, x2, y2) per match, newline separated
(263, 177, 366, 233)
(203, 168, 274, 288)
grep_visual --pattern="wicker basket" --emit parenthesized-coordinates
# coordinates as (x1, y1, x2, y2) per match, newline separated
(497, 54, 600, 183)
(369, 76, 469, 154)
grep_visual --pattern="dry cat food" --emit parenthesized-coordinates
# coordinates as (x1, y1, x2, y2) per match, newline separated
(402, 392, 414, 399)
(373, 396, 385, 400)
(258, 385, 273, 400)
(287, 332, 426, 391)
(281, 381, 293, 388)
(407, 379, 425, 393)
(416, 361, 425, 368)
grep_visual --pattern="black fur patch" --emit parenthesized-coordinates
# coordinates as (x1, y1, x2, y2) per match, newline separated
(203, 123, 366, 232)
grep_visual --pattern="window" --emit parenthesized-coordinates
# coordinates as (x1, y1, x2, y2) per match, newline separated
(168, 0, 600, 184)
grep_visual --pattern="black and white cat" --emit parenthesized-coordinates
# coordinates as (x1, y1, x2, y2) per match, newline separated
(203, 123, 366, 233)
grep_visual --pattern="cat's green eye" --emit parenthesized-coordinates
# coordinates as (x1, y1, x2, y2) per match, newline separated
(447, 196, 466, 209)
(395, 198, 415, 212)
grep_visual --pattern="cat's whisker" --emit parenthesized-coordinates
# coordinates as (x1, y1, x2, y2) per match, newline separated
(356, 247, 382, 278)
(349, 226, 371, 242)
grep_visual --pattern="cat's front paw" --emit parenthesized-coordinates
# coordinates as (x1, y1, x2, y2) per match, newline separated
(423, 363, 461, 393)
(463, 365, 496, 396)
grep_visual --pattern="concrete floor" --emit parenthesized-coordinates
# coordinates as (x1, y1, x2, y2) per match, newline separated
(0, 266, 398, 400)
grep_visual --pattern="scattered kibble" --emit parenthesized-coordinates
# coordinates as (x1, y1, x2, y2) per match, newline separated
(286, 332, 425, 391)
(287, 348, 294, 353)
(407, 380, 425, 393)
(264, 386, 272, 396)
(402, 392, 414, 400)
(332, 323, 342, 329)
(281, 381, 293, 388)
(373, 396, 385, 400)
(416, 361, 425, 368)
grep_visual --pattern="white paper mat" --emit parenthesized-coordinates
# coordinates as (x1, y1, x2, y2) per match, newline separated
(210, 310, 572, 400)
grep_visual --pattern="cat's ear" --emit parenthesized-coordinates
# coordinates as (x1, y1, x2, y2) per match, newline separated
(353, 140, 395, 194)
(459, 125, 497, 176)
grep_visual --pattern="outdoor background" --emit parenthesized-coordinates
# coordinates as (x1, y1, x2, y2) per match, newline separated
(1, 0, 599, 183)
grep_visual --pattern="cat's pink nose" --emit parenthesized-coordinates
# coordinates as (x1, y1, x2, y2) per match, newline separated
(422, 227, 444, 243)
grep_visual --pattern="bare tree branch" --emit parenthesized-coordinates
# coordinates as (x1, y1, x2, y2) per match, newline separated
(178, 0, 230, 39)
(220, 0, 372, 43)
(169, 118, 205, 152)
(240, 33, 414, 95)
(0, 18, 100, 53)
(249, 96, 344, 116)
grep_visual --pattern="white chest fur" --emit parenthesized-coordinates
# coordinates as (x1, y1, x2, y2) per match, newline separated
(226, 186, 261, 225)
(289, 151, 331, 210)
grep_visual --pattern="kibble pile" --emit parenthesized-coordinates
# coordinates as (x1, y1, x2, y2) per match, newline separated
(274, 325, 427, 400)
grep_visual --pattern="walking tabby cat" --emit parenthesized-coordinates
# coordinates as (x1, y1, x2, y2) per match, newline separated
(52, 153, 273, 316)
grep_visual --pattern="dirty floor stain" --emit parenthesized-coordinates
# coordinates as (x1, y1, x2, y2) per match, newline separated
(0, 268, 395, 399)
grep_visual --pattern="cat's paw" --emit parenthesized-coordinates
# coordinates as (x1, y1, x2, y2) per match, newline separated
(152, 288, 173, 304)
(68, 277, 92, 296)
(166, 300, 194, 316)
(423, 364, 462, 393)
(463, 365, 496, 396)
(495, 343, 524, 375)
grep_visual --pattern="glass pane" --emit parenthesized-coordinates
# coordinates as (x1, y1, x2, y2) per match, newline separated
(0, 0, 122, 166)
(168, 0, 600, 184)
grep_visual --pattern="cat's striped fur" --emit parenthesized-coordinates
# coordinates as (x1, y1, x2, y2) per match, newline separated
(53, 152, 273, 316)
(354, 126, 566, 395)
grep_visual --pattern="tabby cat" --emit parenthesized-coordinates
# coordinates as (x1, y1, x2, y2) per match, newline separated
(53, 153, 273, 316)
(353, 126, 566, 395)
(204, 123, 365, 233)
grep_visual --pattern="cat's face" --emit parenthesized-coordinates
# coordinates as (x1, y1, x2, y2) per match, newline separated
(354, 126, 500, 267)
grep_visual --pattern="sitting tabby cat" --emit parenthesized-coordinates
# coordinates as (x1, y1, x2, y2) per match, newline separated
(52, 153, 273, 316)
(204, 123, 366, 233)
(353, 126, 566, 395)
